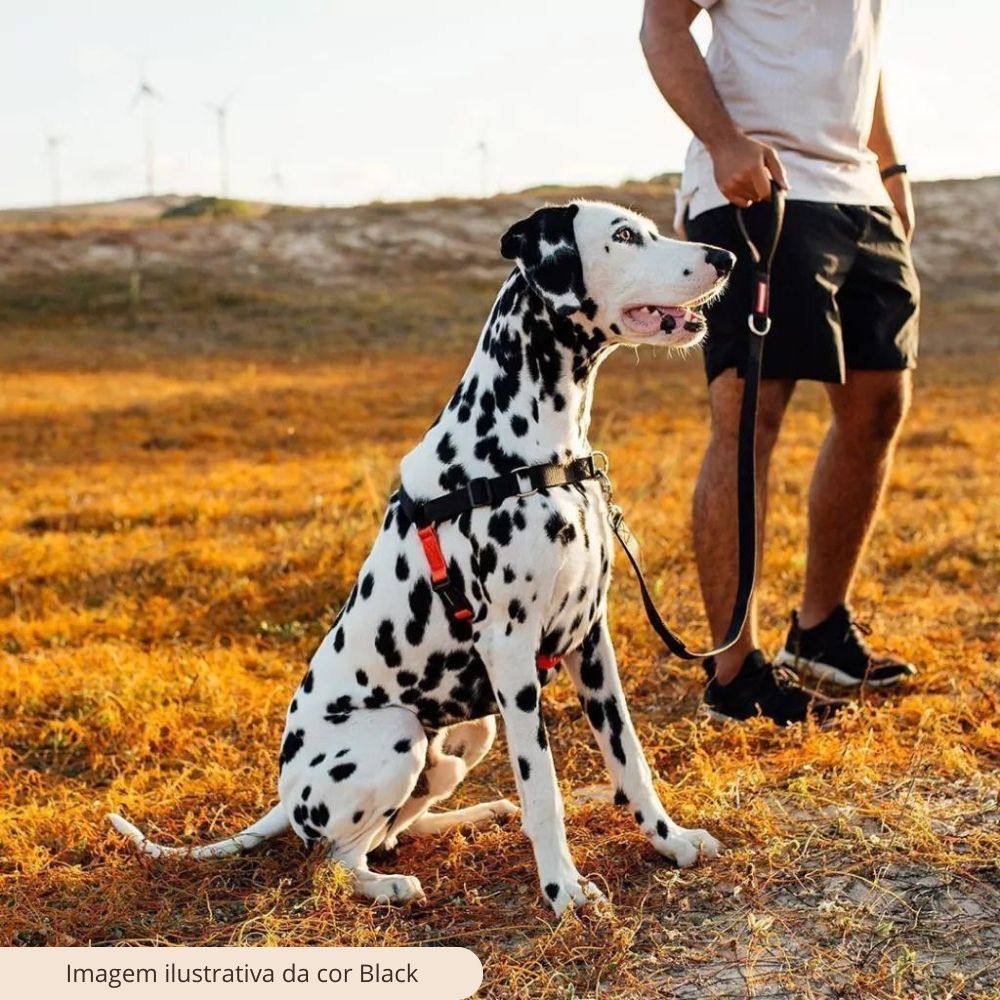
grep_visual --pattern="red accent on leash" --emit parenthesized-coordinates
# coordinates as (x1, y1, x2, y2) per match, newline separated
(536, 654, 562, 671)
(754, 278, 769, 316)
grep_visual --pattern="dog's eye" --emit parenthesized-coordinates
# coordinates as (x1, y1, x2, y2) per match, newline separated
(612, 226, 637, 245)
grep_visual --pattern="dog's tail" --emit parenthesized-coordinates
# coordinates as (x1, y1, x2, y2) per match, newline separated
(107, 803, 289, 859)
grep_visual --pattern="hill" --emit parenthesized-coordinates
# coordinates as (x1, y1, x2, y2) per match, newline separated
(0, 176, 996, 368)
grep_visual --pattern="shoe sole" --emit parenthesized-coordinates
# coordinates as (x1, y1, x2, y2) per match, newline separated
(696, 703, 842, 729)
(698, 704, 747, 725)
(774, 649, 914, 689)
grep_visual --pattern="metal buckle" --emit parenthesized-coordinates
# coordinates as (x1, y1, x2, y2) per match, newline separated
(747, 312, 771, 336)
(591, 451, 609, 476)
(466, 477, 492, 507)
(510, 467, 538, 499)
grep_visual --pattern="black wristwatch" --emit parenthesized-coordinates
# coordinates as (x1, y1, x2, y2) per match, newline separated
(880, 163, 908, 181)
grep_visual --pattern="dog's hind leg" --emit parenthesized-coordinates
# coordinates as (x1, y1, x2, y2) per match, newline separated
(565, 618, 722, 866)
(280, 707, 429, 903)
(382, 717, 516, 849)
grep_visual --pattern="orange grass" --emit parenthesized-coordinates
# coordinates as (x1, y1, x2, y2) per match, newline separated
(1, 347, 998, 999)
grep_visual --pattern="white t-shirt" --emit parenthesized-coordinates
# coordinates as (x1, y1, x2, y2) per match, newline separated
(676, 0, 892, 230)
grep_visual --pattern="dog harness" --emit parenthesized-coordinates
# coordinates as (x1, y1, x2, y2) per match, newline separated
(397, 456, 602, 671)
(395, 184, 783, 667)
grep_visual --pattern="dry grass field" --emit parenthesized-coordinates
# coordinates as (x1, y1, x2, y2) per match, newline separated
(1, 179, 998, 998)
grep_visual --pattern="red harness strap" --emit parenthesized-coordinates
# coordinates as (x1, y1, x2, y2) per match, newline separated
(414, 524, 562, 669)
(415, 524, 474, 622)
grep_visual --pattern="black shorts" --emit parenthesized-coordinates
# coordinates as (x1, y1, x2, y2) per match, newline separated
(685, 201, 920, 384)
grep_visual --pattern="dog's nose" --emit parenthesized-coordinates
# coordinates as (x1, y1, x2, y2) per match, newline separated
(704, 247, 736, 278)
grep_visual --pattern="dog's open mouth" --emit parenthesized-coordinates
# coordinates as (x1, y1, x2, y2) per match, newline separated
(621, 304, 705, 336)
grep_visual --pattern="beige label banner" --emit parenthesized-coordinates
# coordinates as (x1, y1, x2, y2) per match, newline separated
(0, 947, 483, 999)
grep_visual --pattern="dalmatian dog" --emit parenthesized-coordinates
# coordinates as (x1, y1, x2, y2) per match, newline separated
(109, 201, 735, 916)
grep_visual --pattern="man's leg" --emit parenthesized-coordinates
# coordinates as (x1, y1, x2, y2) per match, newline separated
(693, 370, 796, 684)
(799, 369, 912, 627)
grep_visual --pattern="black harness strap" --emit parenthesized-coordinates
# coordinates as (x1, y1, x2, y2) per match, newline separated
(397, 456, 602, 634)
(399, 456, 600, 529)
(607, 183, 785, 659)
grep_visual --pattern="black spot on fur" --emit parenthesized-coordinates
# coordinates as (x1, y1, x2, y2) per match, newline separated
(301, 669, 314, 694)
(657, 820, 669, 839)
(333, 627, 345, 652)
(279, 728, 304, 769)
(537, 716, 548, 750)
(405, 578, 433, 646)
(353, 810, 364, 824)
(394, 739, 412, 753)
(515, 684, 538, 712)
(360, 573, 374, 599)
(510, 414, 529, 437)
(518, 756, 531, 780)
(614, 789, 628, 806)
(364, 685, 389, 709)
(329, 762, 357, 782)
(580, 655, 604, 691)
(309, 753, 326, 767)
(439, 463, 469, 491)
(301, 786, 311, 801)
(635, 810, 644, 825)
(586, 698, 605, 731)
(436, 433, 457, 463)
(488, 510, 513, 547)
(545, 882, 560, 901)
(544, 512, 567, 542)
(395, 554, 410, 581)
(310, 802, 330, 827)
(375, 619, 402, 667)
(356, 669, 369, 686)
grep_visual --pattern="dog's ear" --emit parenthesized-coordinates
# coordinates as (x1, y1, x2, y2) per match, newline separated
(500, 204, 587, 317)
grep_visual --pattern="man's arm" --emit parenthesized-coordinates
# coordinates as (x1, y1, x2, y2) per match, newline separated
(639, 0, 787, 207)
(868, 74, 915, 240)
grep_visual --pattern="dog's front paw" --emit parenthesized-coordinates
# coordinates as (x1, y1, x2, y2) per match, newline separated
(541, 875, 607, 917)
(652, 822, 724, 866)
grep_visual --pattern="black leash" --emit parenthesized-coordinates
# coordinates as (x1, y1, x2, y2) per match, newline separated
(606, 181, 784, 659)
(399, 183, 784, 661)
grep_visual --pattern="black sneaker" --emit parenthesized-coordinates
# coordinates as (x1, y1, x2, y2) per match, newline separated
(775, 606, 917, 689)
(701, 649, 848, 726)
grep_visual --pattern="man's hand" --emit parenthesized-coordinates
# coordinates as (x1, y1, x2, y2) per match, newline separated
(883, 172, 915, 241)
(709, 132, 789, 208)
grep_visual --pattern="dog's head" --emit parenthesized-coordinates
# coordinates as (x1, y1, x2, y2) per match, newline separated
(500, 201, 734, 349)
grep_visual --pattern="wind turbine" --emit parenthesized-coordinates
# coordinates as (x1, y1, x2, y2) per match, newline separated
(130, 68, 162, 196)
(474, 138, 490, 197)
(266, 161, 284, 203)
(44, 131, 65, 206)
(206, 92, 235, 198)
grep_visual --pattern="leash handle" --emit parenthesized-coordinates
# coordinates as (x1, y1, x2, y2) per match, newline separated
(610, 182, 785, 661)
(736, 180, 785, 335)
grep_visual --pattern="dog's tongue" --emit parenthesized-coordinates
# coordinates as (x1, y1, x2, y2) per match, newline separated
(623, 305, 688, 333)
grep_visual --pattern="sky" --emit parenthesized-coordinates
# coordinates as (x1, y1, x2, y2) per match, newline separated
(1, 0, 998, 209)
